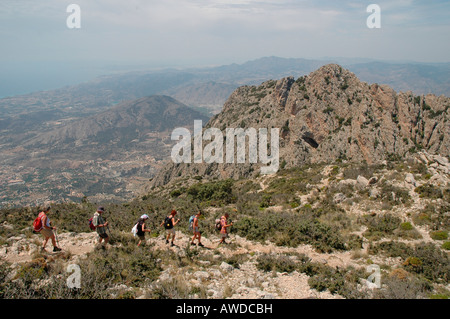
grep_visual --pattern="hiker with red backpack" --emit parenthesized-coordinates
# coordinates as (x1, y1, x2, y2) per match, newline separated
(33, 206, 62, 252)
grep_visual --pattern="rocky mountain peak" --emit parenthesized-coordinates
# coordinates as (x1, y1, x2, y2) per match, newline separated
(150, 64, 449, 187)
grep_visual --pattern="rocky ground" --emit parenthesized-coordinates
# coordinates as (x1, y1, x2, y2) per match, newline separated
(0, 150, 448, 299)
(0, 228, 347, 299)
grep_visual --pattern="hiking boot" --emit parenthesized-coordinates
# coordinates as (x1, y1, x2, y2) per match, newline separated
(190, 242, 196, 246)
(53, 247, 62, 252)
(198, 243, 204, 247)
(171, 242, 175, 247)
(165, 240, 169, 244)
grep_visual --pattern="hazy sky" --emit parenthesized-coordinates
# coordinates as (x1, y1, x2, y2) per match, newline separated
(1, 0, 449, 96)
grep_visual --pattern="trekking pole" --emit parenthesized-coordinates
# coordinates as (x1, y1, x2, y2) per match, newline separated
(54, 228, 61, 248)
(107, 224, 113, 240)
(105, 214, 113, 241)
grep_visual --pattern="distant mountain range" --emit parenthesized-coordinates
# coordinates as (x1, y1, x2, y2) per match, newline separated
(1, 57, 449, 120)
(0, 96, 208, 207)
(0, 56, 449, 206)
(23, 95, 208, 152)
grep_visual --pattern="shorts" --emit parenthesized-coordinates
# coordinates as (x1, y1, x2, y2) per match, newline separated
(98, 233, 109, 239)
(193, 227, 199, 233)
(41, 228, 54, 238)
(166, 228, 175, 235)
(138, 235, 145, 241)
(221, 232, 228, 239)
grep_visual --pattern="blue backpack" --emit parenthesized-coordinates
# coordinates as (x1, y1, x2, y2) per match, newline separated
(189, 215, 195, 231)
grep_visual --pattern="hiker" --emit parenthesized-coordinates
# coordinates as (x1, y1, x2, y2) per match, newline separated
(92, 206, 109, 247)
(160, 210, 180, 247)
(190, 211, 204, 247)
(219, 212, 233, 245)
(37, 206, 62, 252)
(136, 214, 151, 246)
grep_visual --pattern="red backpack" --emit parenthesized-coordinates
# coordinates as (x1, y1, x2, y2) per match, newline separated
(89, 217, 96, 231)
(33, 212, 45, 232)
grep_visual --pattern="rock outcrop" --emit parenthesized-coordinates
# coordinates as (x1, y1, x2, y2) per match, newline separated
(150, 64, 449, 187)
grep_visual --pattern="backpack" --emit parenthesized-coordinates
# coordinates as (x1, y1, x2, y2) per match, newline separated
(189, 215, 195, 231)
(33, 212, 45, 232)
(164, 216, 173, 229)
(88, 217, 96, 231)
(131, 223, 138, 237)
(215, 218, 222, 232)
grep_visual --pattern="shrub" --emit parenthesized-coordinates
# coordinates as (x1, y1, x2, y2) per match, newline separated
(415, 184, 443, 199)
(373, 275, 432, 299)
(223, 254, 249, 270)
(170, 189, 183, 198)
(395, 222, 422, 240)
(403, 257, 423, 270)
(233, 210, 347, 253)
(442, 242, 450, 250)
(361, 213, 401, 240)
(407, 243, 449, 283)
(400, 222, 413, 231)
(307, 265, 367, 298)
(380, 184, 411, 206)
(256, 254, 297, 273)
(186, 179, 235, 205)
(368, 241, 413, 258)
(430, 231, 448, 241)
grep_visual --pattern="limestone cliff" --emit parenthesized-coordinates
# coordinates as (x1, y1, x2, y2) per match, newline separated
(150, 64, 449, 187)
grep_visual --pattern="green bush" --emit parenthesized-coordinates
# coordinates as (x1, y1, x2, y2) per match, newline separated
(380, 184, 411, 206)
(400, 222, 413, 231)
(373, 275, 432, 299)
(187, 179, 235, 205)
(368, 241, 413, 258)
(307, 265, 367, 298)
(430, 231, 448, 241)
(361, 213, 401, 239)
(415, 184, 443, 199)
(442, 242, 450, 250)
(256, 254, 297, 273)
(234, 210, 347, 253)
(370, 241, 449, 283)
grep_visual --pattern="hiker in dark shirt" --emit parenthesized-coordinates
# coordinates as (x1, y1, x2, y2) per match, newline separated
(160, 210, 180, 247)
(136, 214, 151, 246)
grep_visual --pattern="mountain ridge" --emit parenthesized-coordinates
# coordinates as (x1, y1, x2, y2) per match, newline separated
(150, 64, 449, 188)
(0, 95, 209, 206)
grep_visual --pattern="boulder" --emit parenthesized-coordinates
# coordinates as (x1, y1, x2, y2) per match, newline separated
(333, 193, 346, 204)
(357, 175, 369, 188)
(405, 173, 416, 186)
(220, 262, 234, 272)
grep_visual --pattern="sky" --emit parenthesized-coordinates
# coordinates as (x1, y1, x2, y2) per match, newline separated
(1, 0, 449, 97)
